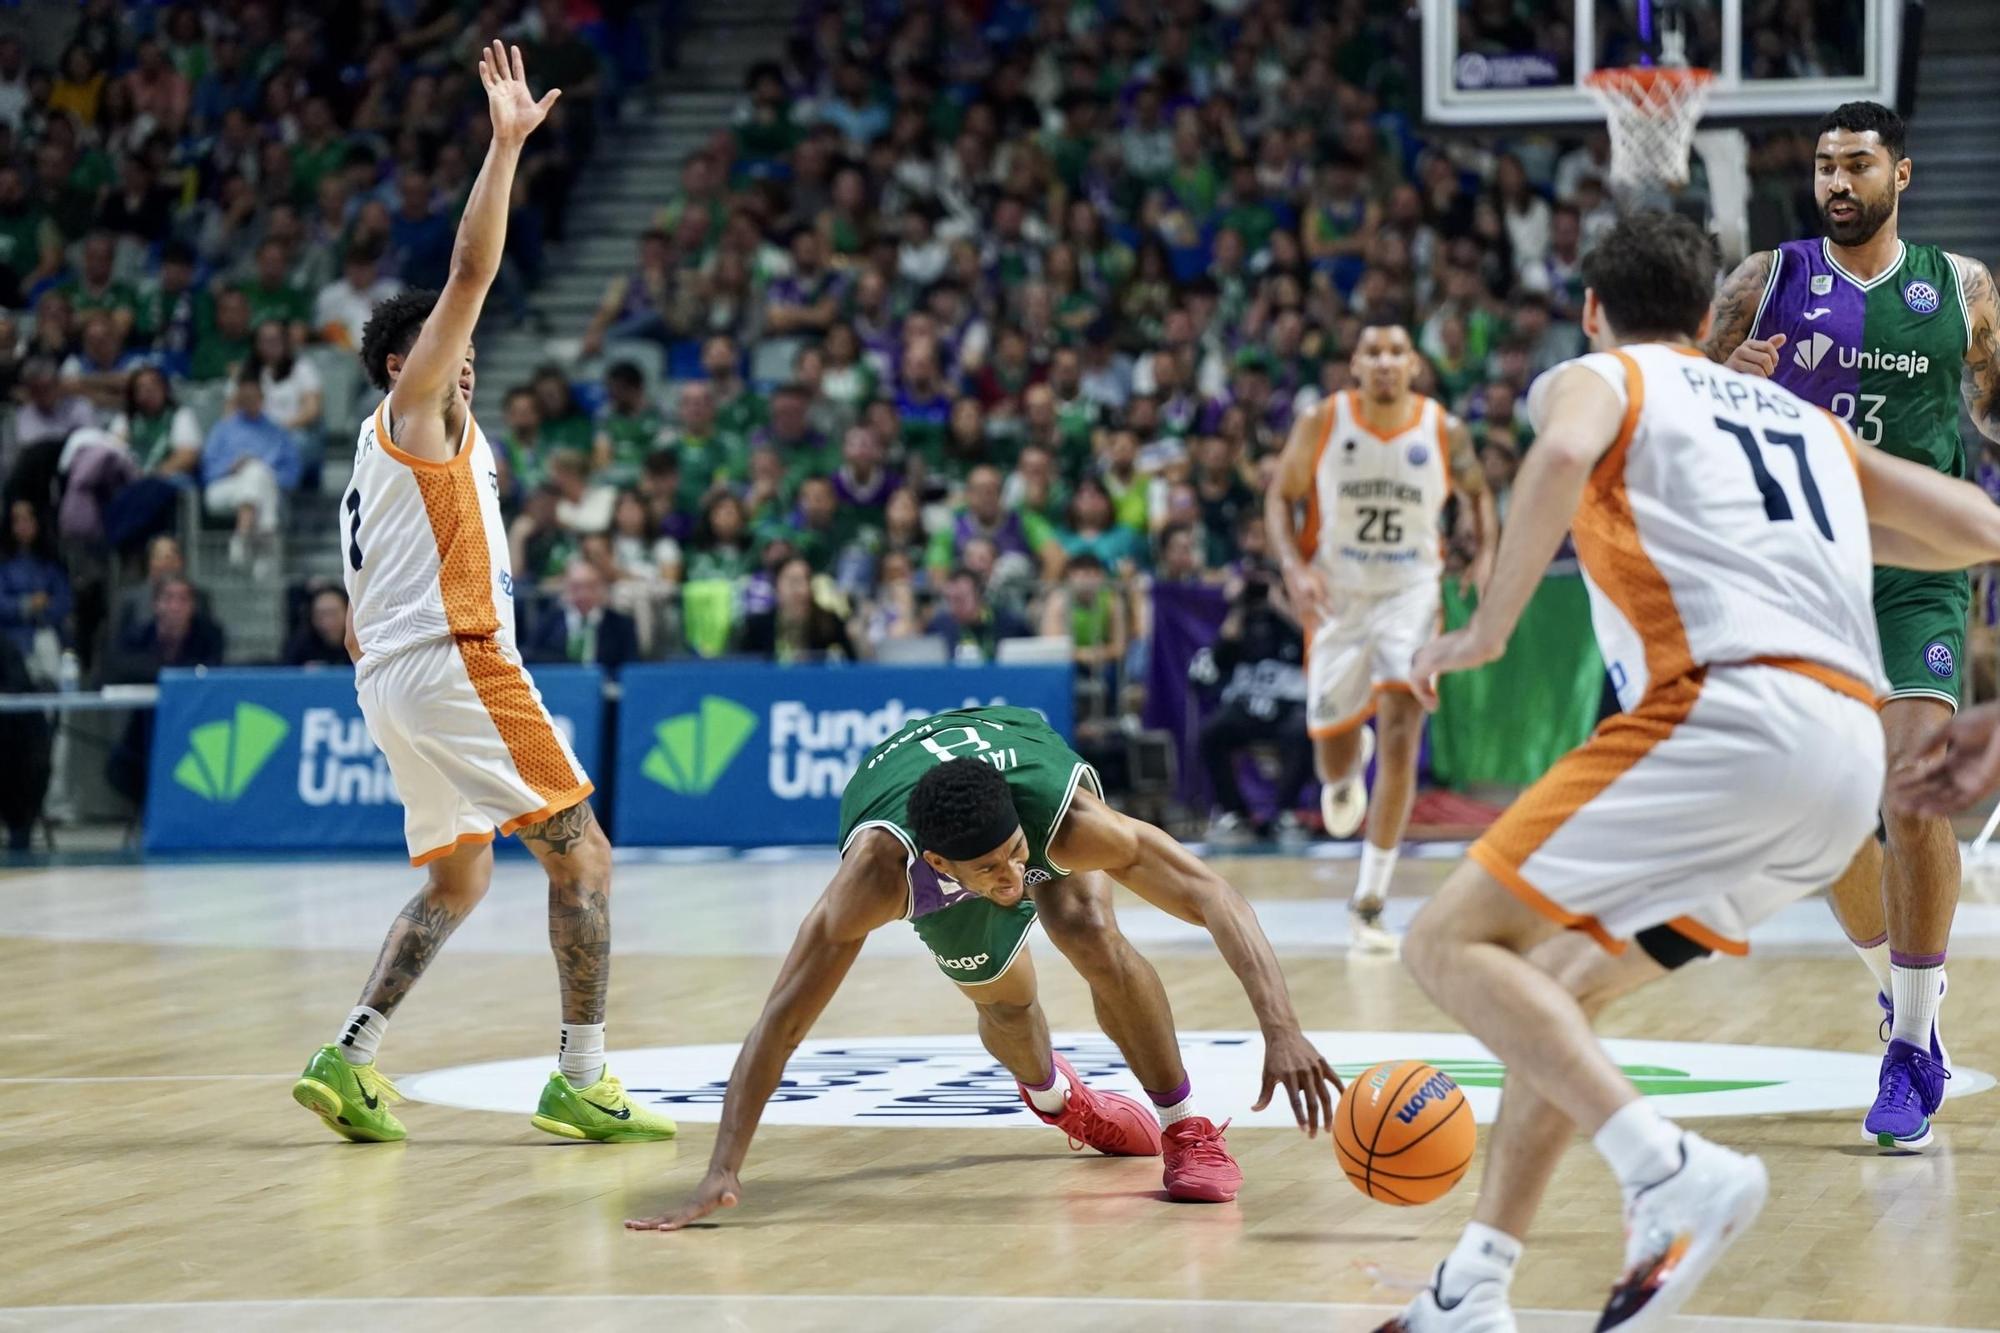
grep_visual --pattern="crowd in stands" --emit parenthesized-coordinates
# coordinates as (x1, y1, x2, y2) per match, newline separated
(497, 0, 1823, 695)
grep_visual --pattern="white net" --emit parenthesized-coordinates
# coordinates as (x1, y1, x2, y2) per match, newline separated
(1586, 67, 1715, 191)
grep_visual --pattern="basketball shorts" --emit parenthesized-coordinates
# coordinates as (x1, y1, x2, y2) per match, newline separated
(911, 897, 1038, 987)
(1874, 567, 1968, 709)
(357, 634, 594, 865)
(1470, 662, 1883, 956)
(1307, 581, 1440, 736)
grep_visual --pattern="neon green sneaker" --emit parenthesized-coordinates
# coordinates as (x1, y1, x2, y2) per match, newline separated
(292, 1045, 407, 1143)
(531, 1069, 677, 1142)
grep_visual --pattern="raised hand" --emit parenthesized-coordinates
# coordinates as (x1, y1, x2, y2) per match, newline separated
(478, 39, 560, 146)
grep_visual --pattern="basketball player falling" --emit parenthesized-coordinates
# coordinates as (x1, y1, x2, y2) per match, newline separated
(1267, 326, 1496, 952)
(1706, 100, 2000, 1149)
(1383, 210, 2000, 1332)
(290, 44, 674, 1145)
(626, 705, 1341, 1229)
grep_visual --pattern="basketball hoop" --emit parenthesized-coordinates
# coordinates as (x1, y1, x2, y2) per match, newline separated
(1586, 66, 1715, 191)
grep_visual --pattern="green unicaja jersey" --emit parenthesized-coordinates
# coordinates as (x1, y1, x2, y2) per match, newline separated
(1755, 238, 1970, 479)
(837, 705, 1101, 909)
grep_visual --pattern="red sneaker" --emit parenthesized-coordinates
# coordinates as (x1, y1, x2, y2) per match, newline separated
(1162, 1116, 1242, 1202)
(1018, 1052, 1163, 1157)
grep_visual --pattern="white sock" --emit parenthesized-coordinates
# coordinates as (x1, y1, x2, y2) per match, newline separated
(336, 1006, 387, 1066)
(1149, 1077, 1196, 1128)
(1022, 1059, 1071, 1114)
(1889, 962, 1944, 1050)
(1437, 1221, 1522, 1303)
(1851, 936, 1891, 997)
(1354, 841, 1399, 907)
(1592, 1099, 1683, 1198)
(559, 1022, 606, 1089)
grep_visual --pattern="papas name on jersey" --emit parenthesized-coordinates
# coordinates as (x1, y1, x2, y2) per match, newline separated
(1678, 365, 1804, 420)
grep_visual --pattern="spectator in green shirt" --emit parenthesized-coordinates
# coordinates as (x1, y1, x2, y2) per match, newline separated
(531, 365, 594, 454)
(189, 287, 252, 383)
(666, 379, 746, 508)
(1099, 427, 1153, 534)
(702, 333, 766, 440)
(591, 360, 667, 484)
(733, 62, 801, 168)
(0, 165, 57, 307)
(289, 95, 347, 204)
(235, 238, 311, 348)
(60, 230, 138, 343)
(494, 386, 547, 504)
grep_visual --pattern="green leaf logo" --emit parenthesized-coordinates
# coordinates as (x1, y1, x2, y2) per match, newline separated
(640, 696, 758, 796)
(172, 703, 290, 802)
(1333, 1059, 1780, 1098)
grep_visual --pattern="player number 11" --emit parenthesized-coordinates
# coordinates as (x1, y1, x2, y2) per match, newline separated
(1715, 416, 1834, 541)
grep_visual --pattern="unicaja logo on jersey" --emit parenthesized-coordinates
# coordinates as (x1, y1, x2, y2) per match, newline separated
(1792, 332, 1833, 371)
(641, 695, 758, 796)
(1903, 279, 1941, 314)
(172, 703, 289, 801)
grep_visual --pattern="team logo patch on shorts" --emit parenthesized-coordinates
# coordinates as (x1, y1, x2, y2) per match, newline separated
(1406, 443, 1430, 467)
(1904, 279, 1941, 315)
(1926, 641, 1956, 678)
(1024, 868, 1051, 886)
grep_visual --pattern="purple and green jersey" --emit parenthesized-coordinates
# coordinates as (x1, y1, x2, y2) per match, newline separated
(1749, 237, 1973, 704)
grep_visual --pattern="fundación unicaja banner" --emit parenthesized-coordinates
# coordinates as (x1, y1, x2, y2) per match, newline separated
(144, 665, 604, 854)
(611, 662, 1074, 847)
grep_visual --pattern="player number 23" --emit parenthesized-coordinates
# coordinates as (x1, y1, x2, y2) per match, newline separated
(1827, 392, 1886, 447)
(1715, 416, 1834, 541)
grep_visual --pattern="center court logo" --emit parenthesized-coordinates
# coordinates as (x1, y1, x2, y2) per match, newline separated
(1792, 332, 1833, 371)
(172, 703, 288, 801)
(641, 695, 758, 796)
(401, 1032, 1994, 1128)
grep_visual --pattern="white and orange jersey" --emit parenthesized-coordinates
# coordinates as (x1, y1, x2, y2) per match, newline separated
(342, 398, 517, 677)
(1303, 390, 1452, 594)
(1526, 343, 1884, 710)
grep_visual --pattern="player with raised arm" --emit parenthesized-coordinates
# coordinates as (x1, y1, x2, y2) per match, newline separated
(290, 43, 674, 1146)
(1704, 100, 2000, 1150)
(1266, 325, 1496, 952)
(625, 706, 1341, 1230)
(1380, 210, 2000, 1332)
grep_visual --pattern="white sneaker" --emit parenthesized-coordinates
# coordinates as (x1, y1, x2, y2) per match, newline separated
(1320, 725, 1374, 838)
(1206, 812, 1255, 846)
(1348, 896, 1400, 955)
(1598, 1131, 1768, 1331)
(1373, 1266, 1517, 1332)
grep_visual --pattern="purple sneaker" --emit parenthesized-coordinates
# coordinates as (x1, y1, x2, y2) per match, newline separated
(1864, 1038, 1950, 1151)
(1875, 972, 1949, 1067)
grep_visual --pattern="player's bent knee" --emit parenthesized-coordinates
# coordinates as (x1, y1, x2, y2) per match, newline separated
(1880, 805, 1951, 851)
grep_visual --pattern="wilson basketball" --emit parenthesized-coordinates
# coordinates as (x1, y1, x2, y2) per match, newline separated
(1334, 1060, 1476, 1205)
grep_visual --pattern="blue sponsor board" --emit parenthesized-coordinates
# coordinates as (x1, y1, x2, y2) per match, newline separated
(144, 665, 603, 854)
(611, 663, 1074, 847)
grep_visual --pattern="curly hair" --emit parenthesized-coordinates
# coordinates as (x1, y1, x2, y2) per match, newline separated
(358, 288, 440, 392)
(908, 756, 1018, 860)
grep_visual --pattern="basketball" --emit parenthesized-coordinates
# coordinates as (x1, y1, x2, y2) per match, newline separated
(1334, 1061, 1476, 1206)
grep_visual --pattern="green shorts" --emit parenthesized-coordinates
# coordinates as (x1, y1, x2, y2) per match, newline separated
(910, 896, 1038, 986)
(1874, 568, 1969, 709)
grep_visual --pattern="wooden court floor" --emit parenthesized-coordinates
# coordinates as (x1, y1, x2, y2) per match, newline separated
(1, 850, 1997, 1331)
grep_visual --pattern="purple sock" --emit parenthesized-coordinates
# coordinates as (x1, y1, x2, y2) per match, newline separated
(1890, 949, 1947, 969)
(1021, 1061, 1059, 1093)
(1146, 1077, 1191, 1108)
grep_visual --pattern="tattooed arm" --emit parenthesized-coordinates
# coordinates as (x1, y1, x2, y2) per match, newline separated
(1447, 413, 1497, 598)
(1953, 253, 2000, 444)
(1703, 249, 1783, 374)
(519, 800, 613, 1026)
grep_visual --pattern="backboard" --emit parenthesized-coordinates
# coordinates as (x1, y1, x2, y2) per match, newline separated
(1423, 0, 1900, 127)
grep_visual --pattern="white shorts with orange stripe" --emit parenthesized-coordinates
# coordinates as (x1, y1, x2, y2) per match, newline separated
(1470, 662, 1882, 956)
(357, 634, 594, 865)
(1307, 580, 1439, 737)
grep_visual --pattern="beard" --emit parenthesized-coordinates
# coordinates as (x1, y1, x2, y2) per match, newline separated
(1819, 188, 1896, 246)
